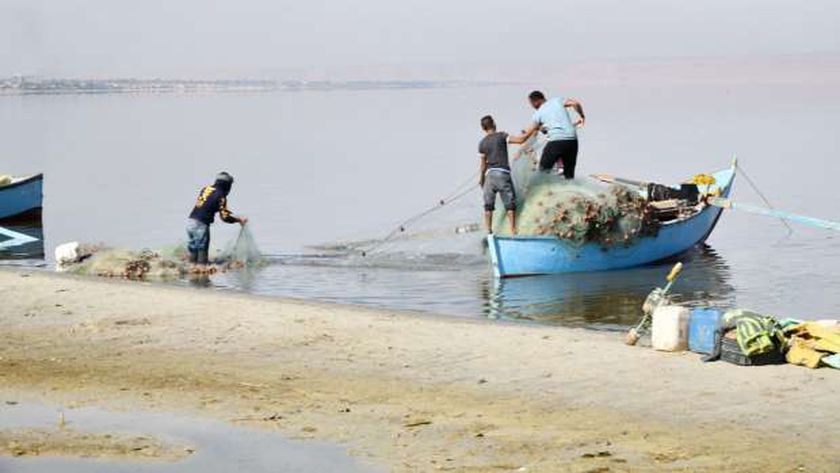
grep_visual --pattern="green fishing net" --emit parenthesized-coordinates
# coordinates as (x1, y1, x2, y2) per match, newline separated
(492, 137, 659, 246)
(219, 225, 263, 265)
(61, 226, 263, 280)
(65, 248, 186, 280)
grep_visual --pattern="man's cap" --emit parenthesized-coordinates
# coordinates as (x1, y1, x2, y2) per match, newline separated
(215, 171, 234, 183)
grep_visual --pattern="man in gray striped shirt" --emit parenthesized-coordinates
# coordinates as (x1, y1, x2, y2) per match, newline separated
(478, 115, 519, 235)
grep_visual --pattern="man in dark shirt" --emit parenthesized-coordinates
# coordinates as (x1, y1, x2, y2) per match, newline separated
(478, 115, 519, 235)
(187, 172, 247, 268)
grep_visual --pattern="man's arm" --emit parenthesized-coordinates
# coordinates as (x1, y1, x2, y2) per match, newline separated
(219, 196, 248, 225)
(478, 154, 488, 187)
(508, 122, 540, 145)
(564, 98, 586, 127)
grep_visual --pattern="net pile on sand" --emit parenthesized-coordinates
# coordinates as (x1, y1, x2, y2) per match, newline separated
(494, 137, 659, 247)
(64, 248, 187, 280)
(56, 227, 263, 280)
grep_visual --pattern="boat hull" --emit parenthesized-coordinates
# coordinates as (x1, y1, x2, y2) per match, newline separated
(0, 174, 44, 221)
(487, 166, 734, 277)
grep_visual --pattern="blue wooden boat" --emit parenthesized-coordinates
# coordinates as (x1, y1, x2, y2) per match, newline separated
(487, 163, 735, 277)
(0, 174, 43, 221)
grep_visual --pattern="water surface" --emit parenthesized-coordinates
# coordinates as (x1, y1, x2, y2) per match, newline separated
(2, 76, 839, 326)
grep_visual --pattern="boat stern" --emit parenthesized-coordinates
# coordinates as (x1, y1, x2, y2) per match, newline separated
(486, 234, 503, 278)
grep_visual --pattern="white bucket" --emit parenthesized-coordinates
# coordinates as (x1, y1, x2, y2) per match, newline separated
(651, 305, 690, 352)
(55, 242, 81, 271)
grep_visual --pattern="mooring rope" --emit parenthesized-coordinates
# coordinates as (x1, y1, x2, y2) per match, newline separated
(735, 161, 794, 235)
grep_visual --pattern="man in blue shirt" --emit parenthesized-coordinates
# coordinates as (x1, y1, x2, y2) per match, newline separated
(509, 90, 586, 179)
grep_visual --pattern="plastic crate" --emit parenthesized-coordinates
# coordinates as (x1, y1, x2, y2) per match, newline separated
(688, 308, 723, 354)
(720, 336, 785, 366)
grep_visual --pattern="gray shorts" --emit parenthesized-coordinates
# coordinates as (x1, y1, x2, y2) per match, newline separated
(483, 170, 516, 211)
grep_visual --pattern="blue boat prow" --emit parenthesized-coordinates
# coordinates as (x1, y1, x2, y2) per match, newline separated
(0, 174, 44, 221)
(487, 164, 735, 277)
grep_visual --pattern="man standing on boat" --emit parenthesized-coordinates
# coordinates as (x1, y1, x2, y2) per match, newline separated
(186, 172, 248, 270)
(479, 115, 518, 235)
(509, 90, 585, 179)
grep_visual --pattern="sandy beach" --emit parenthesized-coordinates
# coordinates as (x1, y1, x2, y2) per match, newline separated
(1, 267, 838, 472)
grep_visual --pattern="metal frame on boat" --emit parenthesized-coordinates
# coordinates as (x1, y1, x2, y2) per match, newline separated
(487, 162, 736, 277)
(0, 174, 44, 221)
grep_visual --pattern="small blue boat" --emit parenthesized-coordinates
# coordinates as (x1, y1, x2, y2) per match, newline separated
(0, 174, 43, 221)
(487, 163, 735, 277)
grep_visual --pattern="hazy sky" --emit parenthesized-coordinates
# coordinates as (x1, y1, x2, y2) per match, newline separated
(1, 0, 838, 77)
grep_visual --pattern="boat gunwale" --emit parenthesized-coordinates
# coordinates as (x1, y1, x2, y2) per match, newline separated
(0, 173, 44, 192)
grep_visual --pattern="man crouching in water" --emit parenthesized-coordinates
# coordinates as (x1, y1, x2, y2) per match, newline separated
(479, 115, 528, 235)
(187, 172, 248, 271)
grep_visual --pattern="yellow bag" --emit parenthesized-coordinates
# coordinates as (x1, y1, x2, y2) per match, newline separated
(786, 337, 823, 369)
(0, 175, 12, 187)
(691, 174, 717, 186)
(788, 323, 840, 354)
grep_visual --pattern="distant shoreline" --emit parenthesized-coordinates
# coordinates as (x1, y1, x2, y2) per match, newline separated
(0, 77, 493, 97)
(5, 54, 839, 95)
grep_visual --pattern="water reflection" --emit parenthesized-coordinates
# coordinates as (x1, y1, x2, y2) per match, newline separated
(219, 265, 263, 291)
(483, 245, 734, 330)
(0, 212, 45, 265)
(0, 402, 376, 473)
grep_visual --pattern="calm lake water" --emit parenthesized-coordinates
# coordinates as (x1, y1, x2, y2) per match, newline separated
(2, 75, 839, 328)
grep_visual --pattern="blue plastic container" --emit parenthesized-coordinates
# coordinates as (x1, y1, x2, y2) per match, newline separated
(688, 308, 723, 354)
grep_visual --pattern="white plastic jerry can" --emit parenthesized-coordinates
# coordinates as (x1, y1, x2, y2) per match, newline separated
(651, 305, 690, 352)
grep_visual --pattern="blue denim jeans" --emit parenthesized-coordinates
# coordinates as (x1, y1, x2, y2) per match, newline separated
(186, 218, 210, 257)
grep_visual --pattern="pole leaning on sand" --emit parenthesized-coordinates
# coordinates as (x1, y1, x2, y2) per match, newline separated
(625, 262, 684, 346)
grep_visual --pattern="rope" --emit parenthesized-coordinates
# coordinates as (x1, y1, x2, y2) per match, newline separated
(735, 161, 794, 235)
(360, 172, 480, 256)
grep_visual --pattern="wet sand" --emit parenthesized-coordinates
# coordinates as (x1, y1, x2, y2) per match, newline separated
(1, 268, 838, 472)
(0, 401, 373, 472)
(0, 428, 189, 461)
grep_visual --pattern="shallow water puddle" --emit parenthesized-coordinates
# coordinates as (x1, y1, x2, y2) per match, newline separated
(0, 402, 377, 473)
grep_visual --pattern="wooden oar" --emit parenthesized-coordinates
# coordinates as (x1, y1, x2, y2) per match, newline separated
(708, 197, 840, 232)
(591, 173, 649, 188)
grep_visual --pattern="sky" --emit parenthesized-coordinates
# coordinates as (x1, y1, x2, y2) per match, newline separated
(1, 0, 839, 78)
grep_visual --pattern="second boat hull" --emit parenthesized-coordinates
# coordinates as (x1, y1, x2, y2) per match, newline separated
(0, 174, 44, 221)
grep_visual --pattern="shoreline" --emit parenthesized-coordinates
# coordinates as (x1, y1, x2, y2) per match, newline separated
(1, 268, 838, 472)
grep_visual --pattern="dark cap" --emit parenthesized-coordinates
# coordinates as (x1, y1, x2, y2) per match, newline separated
(215, 171, 234, 183)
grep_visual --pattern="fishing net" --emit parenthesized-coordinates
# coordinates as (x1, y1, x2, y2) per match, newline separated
(59, 226, 263, 279)
(218, 225, 263, 265)
(64, 248, 187, 280)
(303, 172, 486, 270)
(493, 136, 658, 246)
